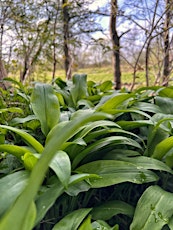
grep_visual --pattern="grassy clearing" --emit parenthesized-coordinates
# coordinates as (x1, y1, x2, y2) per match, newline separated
(9, 65, 156, 87)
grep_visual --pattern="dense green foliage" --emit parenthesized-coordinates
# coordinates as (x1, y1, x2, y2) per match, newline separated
(1, 75, 173, 229)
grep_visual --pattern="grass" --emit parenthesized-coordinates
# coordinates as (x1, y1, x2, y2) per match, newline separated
(9, 65, 156, 88)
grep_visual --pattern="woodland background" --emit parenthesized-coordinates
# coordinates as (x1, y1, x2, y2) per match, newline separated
(0, 0, 172, 89)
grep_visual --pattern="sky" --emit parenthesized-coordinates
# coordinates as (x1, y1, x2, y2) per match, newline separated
(90, 0, 109, 10)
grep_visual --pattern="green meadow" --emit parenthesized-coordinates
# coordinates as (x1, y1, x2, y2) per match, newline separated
(29, 65, 155, 88)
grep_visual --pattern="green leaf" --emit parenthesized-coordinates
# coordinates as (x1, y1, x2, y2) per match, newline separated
(23, 201, 36, 230)
(168, 216, 173, 229)
(122, 156, 173, 174)
(66, 181, 90, 196)
(0, 125, 44, 153)
(11, 115, 37, 125)
(145, 113, 173, 156)
(155, 96, 173, 114)
(66, 174, 100, 196)
(55, 77, 67, 89)
(76, 120, 121, 139)
(0, 171, 29, 217)
(158, 87, 173, 98)
(99, 80, 113, 92)
(76, 160, 159, 188)
(0, 107, 23, 114)
(72, 136, 142, 169)
(0, 111, 109, 230)
(3, 77, 25, 91)
(49, 151, 71, 188)
(96, 93, 132, 111)
(132, 102, 161, 114)
(22, 152, 38, 170)
(92, 220, 118, 230)
(71, 74, 88, 106)
(91, 200, 134, 220)
(152, 136, 173, 160)
(78, 215, 92, 230)
(0, 200, 36, 230)
(0, 144, 30, 158)
(52, 208, 92, 230)
(31, 83, 60, 135)
(117, 120, 152, 130)
(130, 186, 173, 230)
(35, 177, 64, 226)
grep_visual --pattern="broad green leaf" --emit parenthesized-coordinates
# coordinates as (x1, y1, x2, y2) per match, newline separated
(0, 125, 43, 153)
(55, 77, 67, 89)
(11, 115, 37, 125)
(155, 96, 173, 114)
(158, 87, 173, 98)
(0, 107, 23, 114)
(78, 215, 92, 230)
(76, 160, 159, 188)
(0, 200, 36, 230)
(146, 126, 170, 157)
(49, 150, 71, 188)
(71, 74, 88, 106)
(35, 177, 64, 226)
(117, 120, 152, 130)
(92, 220, 119, 230)
(21, 201, 37, 230)
(77, 99, 94, 109)
(87, 95, 101, 103)
(66, 181, 90, 196)
(99, 80, 113, 92)
(83, 127, 144, 147)
(0, 144, 30, 158)
(96, 93, 132, 111)
(66, 174, 100, 196)
(76, 120, 121, 139)
(22, 152, 38, 170)
(130, 186, 173, 230)
(68, 173, 101, 186)
(103, 149, 140, 160)
(152, 136, 173, 160)
(145, 114, 173, 156)
(0, 171, 29, 217)
(31, 83, 60, 135)
(132, 102, 162, 114)
(52, 208, 92, 230)
(0, 111, 110, 229)
(121, 156, 173, 174)
(3, 77, 25, 91)
(91, 200, 134, 220)
(168, 215, 173, 229)
(72, 136, 142, 169)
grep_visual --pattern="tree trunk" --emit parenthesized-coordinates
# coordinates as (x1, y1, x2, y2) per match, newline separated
(62, 0, 72, 80)
(0, 58, 8, 89)
(145, 41, 151, 87)
(162, 0, 170, 86)
(110, 0, 121, 90)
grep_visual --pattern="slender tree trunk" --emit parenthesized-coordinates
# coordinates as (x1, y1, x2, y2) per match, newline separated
(110, 0, 121, 90)
(62, 0, 72, 80)
(145, 41, 151, 87)
(162, 0, 170, 86)
(0, 58, 8, 89)
(20, 58, 29, 82)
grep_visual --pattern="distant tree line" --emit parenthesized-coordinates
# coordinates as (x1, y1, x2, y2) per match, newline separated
(0, 0, 173, 89)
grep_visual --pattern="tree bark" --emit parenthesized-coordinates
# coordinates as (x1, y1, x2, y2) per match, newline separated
(62, 0, 72, 80)
(162, 0, 170, 86)
(0, 58, 8, 89)
(110, 0, 121, 90)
